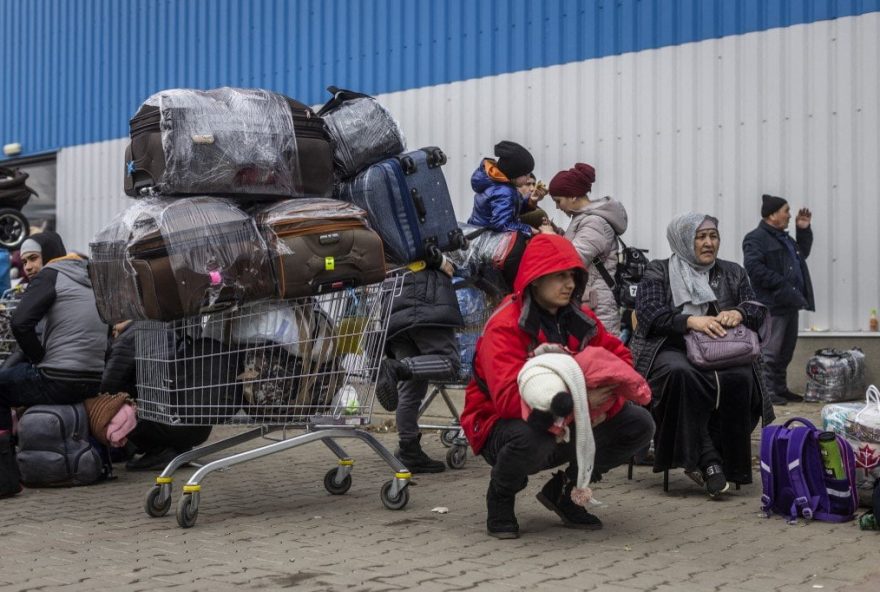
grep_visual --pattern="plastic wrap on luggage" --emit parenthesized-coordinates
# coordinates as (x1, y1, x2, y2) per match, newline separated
(804, 348, 866, 402)
(89, 197, 273, 323)
(448, 223, 519, 298)
(320, 92, 406, 178)
(253, 198, 370, 256)
(146, 87, 302, 196)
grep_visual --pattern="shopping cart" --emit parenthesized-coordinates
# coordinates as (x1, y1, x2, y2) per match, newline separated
(0, 287, 23, 364)
(137, 275, 410, 528)
(417, 281, 495, 469)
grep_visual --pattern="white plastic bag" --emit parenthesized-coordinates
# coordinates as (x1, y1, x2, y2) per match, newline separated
(852, 385, 880, 441)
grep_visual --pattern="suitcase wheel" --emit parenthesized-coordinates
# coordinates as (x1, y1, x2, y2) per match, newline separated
(426, 148, 446, 168)
(400, 155, 417, 175)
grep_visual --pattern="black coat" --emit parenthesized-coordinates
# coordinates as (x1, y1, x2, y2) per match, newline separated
(629, 258, 775, 427)
(742, 221, 814, 314)
(387, 269, 463, 341)
(100, 323, 137, 397)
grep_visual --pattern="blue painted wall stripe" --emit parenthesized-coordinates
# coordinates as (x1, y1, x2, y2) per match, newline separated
(1, 0, 878, 159)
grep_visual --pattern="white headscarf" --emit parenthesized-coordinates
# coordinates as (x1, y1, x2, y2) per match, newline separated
(666, 213, 718, 315)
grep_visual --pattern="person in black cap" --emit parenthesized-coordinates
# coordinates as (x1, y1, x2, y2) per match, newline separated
(742, 195, 815, 406)
(467, 141, 553, 236)
(0, 231, 108, 497)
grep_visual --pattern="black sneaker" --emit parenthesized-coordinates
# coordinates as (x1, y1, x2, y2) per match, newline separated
(486, 481, 519, 539)
(703, 463, 730, 498)
(395, 435, 446, 474)
(780, 389, 804, 402)
(375, 359, 406, 412)
(769, 394, 788, 406)
(125, 447, 179, 471)
(0, 432, 22, 499)
(535, 470, 603, 530)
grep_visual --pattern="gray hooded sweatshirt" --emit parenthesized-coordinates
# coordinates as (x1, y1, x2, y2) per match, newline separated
(563, 197, 629, 335)
(12, 257, 107, 381)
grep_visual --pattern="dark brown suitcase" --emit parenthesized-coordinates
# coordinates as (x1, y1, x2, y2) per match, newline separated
(123, 88, 334, 199)
(255, 199, 386, 300)
(89, 198, 275, 323)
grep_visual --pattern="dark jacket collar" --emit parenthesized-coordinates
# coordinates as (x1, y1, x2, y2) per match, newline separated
(517, 289, 598, 348)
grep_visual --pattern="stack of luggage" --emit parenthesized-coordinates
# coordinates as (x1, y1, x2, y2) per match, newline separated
(89, 85, 465, 419)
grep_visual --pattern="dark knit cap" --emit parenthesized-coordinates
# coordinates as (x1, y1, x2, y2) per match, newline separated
(761, 194, 788, 218)
(494, 141, 535, 180)
(548, 163, 597, 197)
(29, 231, 67, 262)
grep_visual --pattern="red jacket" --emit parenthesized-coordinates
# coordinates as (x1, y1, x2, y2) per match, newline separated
(461, 234, 632, 455)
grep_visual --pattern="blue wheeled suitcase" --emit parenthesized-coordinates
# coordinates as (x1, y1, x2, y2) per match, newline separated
(337, 147, 465, 264)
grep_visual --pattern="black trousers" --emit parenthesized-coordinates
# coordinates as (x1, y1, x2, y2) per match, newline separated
(480, 403, 655, 494)
(762, 309, 800, 396)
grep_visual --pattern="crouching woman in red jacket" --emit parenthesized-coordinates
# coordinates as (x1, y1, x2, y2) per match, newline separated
(461, 234, 655, 539)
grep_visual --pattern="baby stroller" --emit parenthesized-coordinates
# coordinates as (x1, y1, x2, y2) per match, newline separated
(0, 166, 34, 251)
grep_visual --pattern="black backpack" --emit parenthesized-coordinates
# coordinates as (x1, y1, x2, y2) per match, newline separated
(591, 235, 648, 309)
(16, 404, 113, 487)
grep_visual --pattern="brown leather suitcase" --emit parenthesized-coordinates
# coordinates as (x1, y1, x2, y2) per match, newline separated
(255, 198, 386, 299)
(123, 88, 334, 199)
(90, 198, 275, 323)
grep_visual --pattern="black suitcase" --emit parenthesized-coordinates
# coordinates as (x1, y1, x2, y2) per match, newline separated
(124, 87, 334, 199)
(317, 86, 406, 179)
(337, 147, 465, 264)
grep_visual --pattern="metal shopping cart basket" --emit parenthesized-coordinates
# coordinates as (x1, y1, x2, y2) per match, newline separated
(137, 275, 410, 528)
(417, 281, 496, 469)
(0, 287, 24, 364)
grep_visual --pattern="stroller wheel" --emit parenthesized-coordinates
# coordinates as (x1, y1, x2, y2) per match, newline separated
(0, 208, 29, 250)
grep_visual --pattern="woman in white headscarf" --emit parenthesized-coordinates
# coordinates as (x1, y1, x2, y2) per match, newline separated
(629, 213, 774, 498)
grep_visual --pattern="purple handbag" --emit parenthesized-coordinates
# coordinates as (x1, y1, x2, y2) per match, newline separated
(684, 324, 760, 370)
(684, 302, 767, 370)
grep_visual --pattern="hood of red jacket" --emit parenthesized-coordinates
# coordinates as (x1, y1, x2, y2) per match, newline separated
(512, 233, 588, 297)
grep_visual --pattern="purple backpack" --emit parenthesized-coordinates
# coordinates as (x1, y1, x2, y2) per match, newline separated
(760, 417, 858, 523)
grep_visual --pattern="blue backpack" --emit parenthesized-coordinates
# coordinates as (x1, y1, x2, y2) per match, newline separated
(760, 417, 858, 523)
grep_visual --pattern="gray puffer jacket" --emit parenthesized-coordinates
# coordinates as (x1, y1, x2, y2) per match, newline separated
(563, 197, 628, 334)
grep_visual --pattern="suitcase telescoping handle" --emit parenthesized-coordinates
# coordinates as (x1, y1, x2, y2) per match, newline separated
(410, 188, 427, 223)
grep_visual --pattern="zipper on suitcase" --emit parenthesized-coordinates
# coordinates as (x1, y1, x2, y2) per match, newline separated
(273, 220, 364, 238)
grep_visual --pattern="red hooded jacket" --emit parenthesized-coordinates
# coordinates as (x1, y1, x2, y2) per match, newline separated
(460, 234, 632, 455)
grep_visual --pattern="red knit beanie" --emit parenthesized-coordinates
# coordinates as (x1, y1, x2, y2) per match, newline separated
(548, 163, 596, 197)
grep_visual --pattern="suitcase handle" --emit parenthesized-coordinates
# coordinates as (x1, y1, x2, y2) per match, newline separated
(410, 189, 427, 223)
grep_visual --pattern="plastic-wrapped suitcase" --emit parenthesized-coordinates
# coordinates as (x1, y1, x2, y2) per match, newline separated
(123, 87, 334, 199)
(337, 147, 465, 264)
(89, 197, 274, 323)
(317, 86, 406, 179)
(804, 348, 866, 402)
(254, 198, 386, 299)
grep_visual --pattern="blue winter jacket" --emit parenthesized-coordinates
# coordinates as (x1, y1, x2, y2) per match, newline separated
(467, 159, 534, 235)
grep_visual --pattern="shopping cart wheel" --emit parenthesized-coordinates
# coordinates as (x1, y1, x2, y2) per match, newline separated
(323, 467, 353, 495)
(446, 445, 467, 470)
(380, 480, 410, 511)
(440, 428, 459, 448)
(144, 485, 172, 517)
(176, 493, 199, 528)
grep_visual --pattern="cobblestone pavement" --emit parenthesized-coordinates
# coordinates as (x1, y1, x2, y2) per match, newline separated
(2, 399, 878, 592)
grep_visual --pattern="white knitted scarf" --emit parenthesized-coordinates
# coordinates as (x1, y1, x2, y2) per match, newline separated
(518, 353, 596, 506)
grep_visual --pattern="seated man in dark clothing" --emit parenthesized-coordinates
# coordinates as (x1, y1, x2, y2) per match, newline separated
(1, 232, 107, 498)
(102, 320, 211, 470)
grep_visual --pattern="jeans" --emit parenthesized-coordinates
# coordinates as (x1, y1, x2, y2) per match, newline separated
(762, 310, 800, 396)
(481, 403, 655, 494)
(0, 363, 99, 430)
(387, 327, 460, 441)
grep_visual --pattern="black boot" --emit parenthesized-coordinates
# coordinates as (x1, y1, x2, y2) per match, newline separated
(535, 470, 603, 530)
(486, 480, 519, 539)
(702, 463, 730, 498)
(395, 434, 445, 474)
(375, 359, 410, 412)
(0, 432, 22, 499)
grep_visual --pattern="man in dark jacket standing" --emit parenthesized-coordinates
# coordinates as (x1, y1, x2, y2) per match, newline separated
(375, 255, 463, 473)
(742, 195, 814, 406)
(0, 231, 107, 497)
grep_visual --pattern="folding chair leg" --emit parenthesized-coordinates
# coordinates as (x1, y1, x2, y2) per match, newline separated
(663, 469, 669, 492)
(627, 457, 634, 480)
(735, 483, 741, 491)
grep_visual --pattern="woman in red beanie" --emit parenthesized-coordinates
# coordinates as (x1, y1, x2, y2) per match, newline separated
(548, 163, 629, 336)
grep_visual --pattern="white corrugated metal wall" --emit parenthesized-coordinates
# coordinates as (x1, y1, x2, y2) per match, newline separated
(57, 13, 879, 331)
